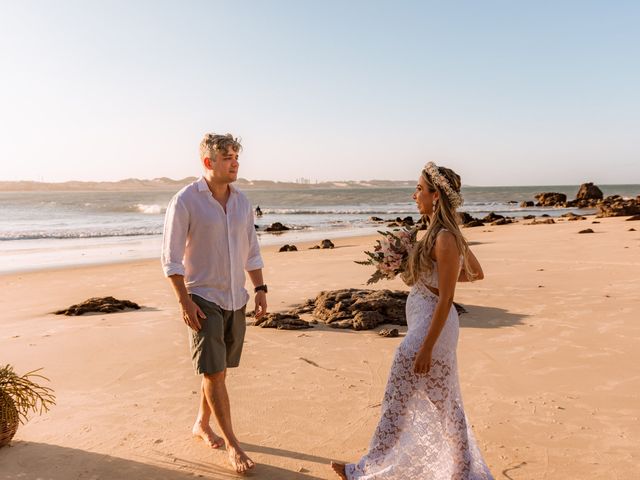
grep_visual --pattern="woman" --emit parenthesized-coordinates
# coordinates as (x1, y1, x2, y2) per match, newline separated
(332, 162, 494, 479)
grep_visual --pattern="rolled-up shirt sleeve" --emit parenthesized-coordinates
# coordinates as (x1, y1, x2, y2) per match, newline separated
(161, 195, 189, 277)
(245, 206, 264, 271)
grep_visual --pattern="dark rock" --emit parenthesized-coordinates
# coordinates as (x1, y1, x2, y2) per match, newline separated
(378, 328, 399, 338)
(253, 312, 312, 330)
(402, 216, 414, 226)
(507, 200, 518, 205)
(482, 212, 505, 223)
(520, 201, 534, 208)
(491, 218, 513, 226)
(626, 215, 640, 221)
(541, 214, 550, 217)
(628, 228, 636, 231)
(415, 216, 428, 230)
(576, 182, 603, 201)
(463, 220, 485, 228)
(597, 196, 640, 218)
(592, 221, 600, 224)
(458, 212, 476, 225)
(370, 216, 384, 222)
(290, 298, 316, 315)
(313, 289, 407, 327)
(523, 215, 536, 220)
(562, 212, 586, 221)
(528, 218, 555, 225)
(55, 296, 141, 316)
(578, 228, 594, 234)
(534, 192, 567, 207)
(265, 222, 291, 232)
(352, 311, 385, 330)
(320, 239, 335, 249)
(262, 289, 468, 332)
(278, 244, 298, 252)
(308, 245, 321, 249)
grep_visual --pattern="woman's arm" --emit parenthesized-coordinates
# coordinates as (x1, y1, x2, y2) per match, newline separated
(414, 231, 460, 374)
(458, 246, 484, 282)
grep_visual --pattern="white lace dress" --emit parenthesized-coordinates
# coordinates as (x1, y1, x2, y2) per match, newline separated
(345, 263, 494, 480)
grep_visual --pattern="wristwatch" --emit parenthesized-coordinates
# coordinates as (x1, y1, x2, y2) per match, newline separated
(254, 284, 268, 294)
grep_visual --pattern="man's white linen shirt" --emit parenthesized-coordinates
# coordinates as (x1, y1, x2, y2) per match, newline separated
(161, 177, 263, 311)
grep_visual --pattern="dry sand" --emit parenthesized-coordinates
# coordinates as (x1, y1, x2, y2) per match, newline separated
(1, 216, 639, 479)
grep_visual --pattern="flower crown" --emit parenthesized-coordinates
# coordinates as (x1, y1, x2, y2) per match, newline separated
(423, 162, 464, 209)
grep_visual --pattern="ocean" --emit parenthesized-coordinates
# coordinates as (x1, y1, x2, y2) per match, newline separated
(1, 184, 638, 273)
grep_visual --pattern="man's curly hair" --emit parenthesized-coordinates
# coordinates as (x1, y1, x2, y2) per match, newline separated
(199, 133, 242, 161)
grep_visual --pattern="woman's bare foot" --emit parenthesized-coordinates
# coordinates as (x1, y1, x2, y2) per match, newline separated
(331, 461, 347, 479)
(227, 444, 255, 474)
(192, 422, 225, 449)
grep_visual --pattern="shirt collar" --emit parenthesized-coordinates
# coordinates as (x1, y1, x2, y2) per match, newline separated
(197, 176, 237, 194)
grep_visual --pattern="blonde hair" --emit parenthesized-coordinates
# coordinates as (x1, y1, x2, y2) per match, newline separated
(403, 165, 478, 286)
(199, 133, 242, 161)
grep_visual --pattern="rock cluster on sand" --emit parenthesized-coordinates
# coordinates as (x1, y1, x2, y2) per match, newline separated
(387, 216, 415, 228)
(256, 289, 467, 332)
(265, 222, 291, 232)
(55, 297, 141, 315)
(459, 211, 514, 228)
(253, 312, 312, 330)
(527, 218, 556, 225)
(309, 239, 335, 249)
(279, 244, 298, 252)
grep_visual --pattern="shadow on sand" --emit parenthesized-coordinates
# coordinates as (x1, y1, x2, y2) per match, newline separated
(0, 441, 325, 480)
(459, 304, 528, 329)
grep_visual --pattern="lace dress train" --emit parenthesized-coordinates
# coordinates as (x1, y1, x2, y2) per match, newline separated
(345, 282, 493, 480)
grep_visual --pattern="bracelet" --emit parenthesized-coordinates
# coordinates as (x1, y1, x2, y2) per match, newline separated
(254, 284, 268, 293)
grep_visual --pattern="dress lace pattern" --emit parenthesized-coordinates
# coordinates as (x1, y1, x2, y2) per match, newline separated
(345, 282, 494, 479)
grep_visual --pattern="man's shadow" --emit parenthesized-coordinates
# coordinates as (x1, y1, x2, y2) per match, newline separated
(0, 441, 326, 480)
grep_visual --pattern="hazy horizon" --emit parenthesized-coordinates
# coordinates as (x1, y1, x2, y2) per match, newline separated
(1, 176, 638, 189)
(1, 1, 639, 185)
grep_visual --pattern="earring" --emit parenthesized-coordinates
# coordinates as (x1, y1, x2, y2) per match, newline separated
(432, 199, 437, 207)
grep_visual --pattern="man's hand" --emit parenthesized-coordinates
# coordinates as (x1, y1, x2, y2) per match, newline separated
(180, 297, 206, 331)
(254, 291, 267, 319)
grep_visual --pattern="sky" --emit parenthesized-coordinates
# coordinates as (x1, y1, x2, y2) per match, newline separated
(0, 0, 638, 185)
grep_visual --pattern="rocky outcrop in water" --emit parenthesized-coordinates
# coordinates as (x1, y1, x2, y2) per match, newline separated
(265, 222, 291, 232)
(535, 192, 567, 207)
(596, 196, 640, 217)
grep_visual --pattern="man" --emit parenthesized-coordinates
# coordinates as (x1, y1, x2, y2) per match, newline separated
(161, 133, 267, 474)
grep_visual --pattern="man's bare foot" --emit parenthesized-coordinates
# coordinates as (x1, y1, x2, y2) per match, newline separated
(331, 461, 347, 479)
(227, 444, 255, 474)
(192, 422, 225, 449)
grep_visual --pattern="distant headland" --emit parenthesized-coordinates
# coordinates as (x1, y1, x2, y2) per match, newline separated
(0, 178, 415, 192)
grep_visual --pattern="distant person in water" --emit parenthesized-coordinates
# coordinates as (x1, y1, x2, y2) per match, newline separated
(255, 205, 263, 217)
(161, 133, 267, 474)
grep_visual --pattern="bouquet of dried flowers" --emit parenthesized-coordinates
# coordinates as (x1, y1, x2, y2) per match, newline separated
(356, 227, 417, 284)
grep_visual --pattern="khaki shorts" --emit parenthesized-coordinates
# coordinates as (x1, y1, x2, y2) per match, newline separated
(188, 294, 247, 375)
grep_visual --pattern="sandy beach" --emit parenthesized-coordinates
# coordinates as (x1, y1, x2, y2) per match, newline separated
(1, 216, 639, 479)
